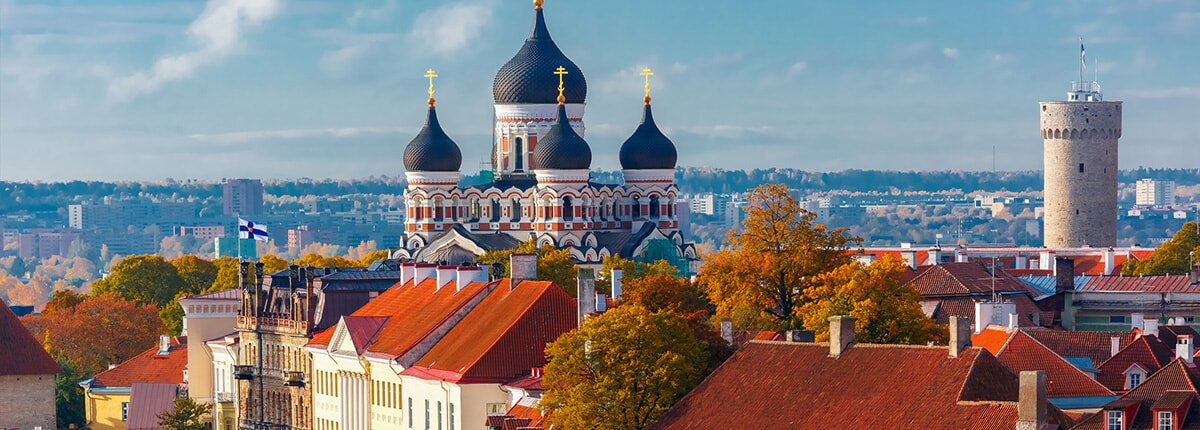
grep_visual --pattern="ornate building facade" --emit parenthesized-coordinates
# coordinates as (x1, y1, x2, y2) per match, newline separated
(394, 1, 697, 271)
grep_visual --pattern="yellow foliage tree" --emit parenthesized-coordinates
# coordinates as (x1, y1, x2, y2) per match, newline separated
(477, 240, 578, 296)
(798, 257, 945, 345)
(541, 305, 707, 430)
(595, 255, 678, 295)
(698, 183, 861, 331)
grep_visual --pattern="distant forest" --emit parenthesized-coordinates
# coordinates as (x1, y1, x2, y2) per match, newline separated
(3, 167, 1197, 213)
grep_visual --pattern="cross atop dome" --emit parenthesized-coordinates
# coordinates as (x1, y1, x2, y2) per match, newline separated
(534, 0, 543, 10)
(424, 68, 438, 107)
(641, 67, 654, 105)
(554, 66, 568, 104)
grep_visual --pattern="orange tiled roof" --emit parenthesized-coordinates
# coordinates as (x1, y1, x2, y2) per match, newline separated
(1024, 330, 1133, 368)
(987, 329, 1114, 398)
(649, 341, 1074, 429)
(908, 262, 1039, 297)
(1, 303, 61, 376)
(1097, 335, 1177, 392)
(1072, 359, 1200, 429)
(406, 279, 576, 383)
(92, 337, 187, 387)
(928, 295, 1043, 327)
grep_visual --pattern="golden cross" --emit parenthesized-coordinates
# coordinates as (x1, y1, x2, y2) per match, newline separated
(554, 66, 568, 103)
(424, 68, 439, 101)
(640, 67, 654, 103)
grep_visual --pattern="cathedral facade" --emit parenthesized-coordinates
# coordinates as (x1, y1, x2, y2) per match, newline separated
(394, 1, 697, 271)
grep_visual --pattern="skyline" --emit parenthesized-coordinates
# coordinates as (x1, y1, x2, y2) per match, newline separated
(1, 0, 1198, 182)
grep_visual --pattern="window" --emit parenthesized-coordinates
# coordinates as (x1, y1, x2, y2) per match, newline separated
(449, 403, 456, 430)
(438, 401, 443, 430)
(426, 399, 431, 430)
(1108, 410, 1122, 430)
(1110, 316, 1125, 323)
(122, 402, 130, 421)
(1080, 163, 1085, 173)
(1159, 411, 1173, 430)
(1128, 371, 1142, 389)
(514, 137, 524, 171)
(1187, 316, 1196, 324)
(408, 397, 413, 428)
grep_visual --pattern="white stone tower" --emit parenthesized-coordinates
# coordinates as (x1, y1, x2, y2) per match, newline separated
(1039, 42, 1121, 247)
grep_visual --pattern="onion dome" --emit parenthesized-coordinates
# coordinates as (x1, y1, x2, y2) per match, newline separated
(492, 4, 586, 104)
(532, 103, 591, 170)
(403, 106, 462, 172)
(620, 102, 677, 170)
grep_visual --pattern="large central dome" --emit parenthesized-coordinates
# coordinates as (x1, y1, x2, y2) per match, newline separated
(493, 6, 586, 104)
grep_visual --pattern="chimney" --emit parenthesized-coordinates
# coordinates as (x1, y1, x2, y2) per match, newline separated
(950, 316, 971, 358)
(455, 266, 486, 291)
(1008, 313, 1019, 332)
(412, 263, 436, 286)
(928, 247, 943, 265)
(400, 263, 414, 285)
(901, 250, 918, 270)
(157, 334, 171, 355)
(1178, 335, 1194, 363)
(611, 268, 623, 301)
(786, 330, 815, 343)
(828, 315, 856, 357)
(1111, 336, 1121, 358)
(956, 250, 969, 263)
(1039, 251, 1055, 270)
(1102, 248, 1116, 275)
(975, 301, 993, 335)
(1015, 254, 1028, 270)
(1191, 262, 1199, 285)
(435, 266, 457, 290)
(1015, 371, 1048, 430)
(510, 253, 536, 284)
(1131, 313, 1145, 331)
(595, 293, 607, 312)
(577, 268, 596, 325)
(720, 320, 733, 345)
(1144, 319, 1159, 337)
(1054, 257, 1074, 294)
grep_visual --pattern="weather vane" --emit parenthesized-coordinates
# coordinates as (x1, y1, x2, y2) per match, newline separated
(424, 68, 438, 106)
(554, 66, 568, 104)
(640, 67, 654, 104)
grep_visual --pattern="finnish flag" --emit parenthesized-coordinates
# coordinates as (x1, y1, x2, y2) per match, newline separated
(238, 218, 270, 242)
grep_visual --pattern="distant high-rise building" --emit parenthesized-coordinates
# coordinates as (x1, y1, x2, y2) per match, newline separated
(1135, 179, 1176, 207)
(17, 229, 82, 259)
(222, 179, 264, 217)
(1040, 44, 1121, 248)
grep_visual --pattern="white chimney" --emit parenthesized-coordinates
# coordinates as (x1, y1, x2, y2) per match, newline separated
(1131, 313, 1145, 331)
(1103, 248, 1116, 275)
(1008, 313, 1019, 332)
(901, 250, 918, 270)
(1015, 255, 1027, 270)
(975, 301, 993, 335)
(577, 268, 596, 325)
(455, 266, 487, 291)
(412, 263, 436, 286)
(956, 251, 969, 263)
(1111, 336, 1121, 358)
(1039, 251, 1055, 270)
(720, 320, 733, 345)
(1144, 319, 1160, 337)
(829, 315, 856, 357)
(400, 263, 414, 285)
(611, 268, 623, 301)
(1178, 335, 1195, 363)
(595, 293, 607, 312)
(435, 266, 457, 290)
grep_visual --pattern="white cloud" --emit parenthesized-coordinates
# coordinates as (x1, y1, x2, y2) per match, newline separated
(942, 48, 959, 59)
(106, 0, 281, 103)
(671, 124, 775, 139)
(786, 61, 808, 78)
(407, 3, 493, 55)
(188, 126, 411, 144)
(348, 0, 397, 27)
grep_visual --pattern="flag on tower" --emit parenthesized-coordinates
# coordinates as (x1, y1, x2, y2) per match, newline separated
(238, 218, 269, 242)
(1080, 38, 1085, 62)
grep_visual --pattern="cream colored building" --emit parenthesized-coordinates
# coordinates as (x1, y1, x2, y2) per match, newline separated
(208, 333, 241, 430)
(180, 289, 241, 405)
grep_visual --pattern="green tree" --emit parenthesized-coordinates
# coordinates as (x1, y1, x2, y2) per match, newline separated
(698, 184, 861, 331)
(1123, 221, 1200, 275)
(157, 396, 211, 430)
(90, 255, 186, 307)
(595, 255, 678, 295)
(54, 356, 86, 428)
(205, 257, 241, 293)
(170, 256, 218, 294)
(541, 305, 708, 430)
(798, 257, 945, 345)
(477, 240, 578, 296)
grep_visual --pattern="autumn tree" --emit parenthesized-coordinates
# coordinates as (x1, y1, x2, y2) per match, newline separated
(157, 396, 211, 430)
(478, 240, 578, 296)
(1123, 221, 1200, 275)
(622, 274, 733, 372)
(356, 249, 390, 267)
(21, 292, 165, 376)
(699, 183, 861, 331)
(798, 257, 945, 345)
(170, 256, 218, 294)
(205, 257, 241, 293)
(90, 255, 186, 307)
(291, 253, 359, 269)
(595, 255, 678, 295)
(541, 305, 708, 430)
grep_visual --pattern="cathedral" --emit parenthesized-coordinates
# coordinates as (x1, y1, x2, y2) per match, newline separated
(394, 0, 697, 272)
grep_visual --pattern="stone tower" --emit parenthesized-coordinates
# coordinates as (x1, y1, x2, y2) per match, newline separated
(1039, 46, 1121, 248)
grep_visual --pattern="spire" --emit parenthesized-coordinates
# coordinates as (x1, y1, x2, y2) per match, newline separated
(403, 69, 462, 173)
(620, 67, 677, 171)
(530, 1, 550, 39)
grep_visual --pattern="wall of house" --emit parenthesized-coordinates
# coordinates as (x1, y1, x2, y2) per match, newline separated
(210, 344, 240, 430)
(85, 391, 131, 430)
(0, 374, 56, 430)
(182, 298, 239, 403)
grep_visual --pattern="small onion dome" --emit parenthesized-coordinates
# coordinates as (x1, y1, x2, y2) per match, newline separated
(619, 103, 677, 170)
(532, 103, 591, 170)
(403, 106, 462, 172)
(492, 6, 586, 104)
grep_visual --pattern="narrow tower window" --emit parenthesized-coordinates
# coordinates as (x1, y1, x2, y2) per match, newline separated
(1079, 163, 1085, 173)
(514, 137, 524, 171)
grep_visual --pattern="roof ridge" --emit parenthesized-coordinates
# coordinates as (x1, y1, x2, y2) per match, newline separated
(452, 279, 555, 375)
(389, 279, 501, 362)
(955, 348, 988, 402)
(1010, 330, 1114, 395)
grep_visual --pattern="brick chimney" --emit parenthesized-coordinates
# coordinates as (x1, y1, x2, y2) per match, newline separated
(1015, 370, 1048, 430)
(950, 316, 971, 358)
(577, 268, 596, 325)
(1054, 257, 1074, 294)
(510, 253, 536, 285)
(829, 315, 856, 357)
(1178, 335, 1194, 363)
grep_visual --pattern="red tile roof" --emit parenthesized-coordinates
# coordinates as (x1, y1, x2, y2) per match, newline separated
(927, 295, 1042, 327)
(1072, 359, 1200, 429)
(1080, 275, 1197, 292)
(974, 328, 1113, 398)
(1097, 335, 1177, 392)
(649, 341, 1074, 430)
(341, 316, 389, 355)
(1, 303, 61, 375)
(92, 337, 187, 387)
(404, 279, 576, 383)
(908, 262, 1040, 297)
(1024, 330, 1133, 368)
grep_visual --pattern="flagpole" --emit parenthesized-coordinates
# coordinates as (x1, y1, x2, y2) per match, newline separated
(1079, 37, 1084, 89)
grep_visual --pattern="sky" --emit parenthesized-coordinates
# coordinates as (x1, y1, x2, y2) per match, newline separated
(1, 0, 1198, 181)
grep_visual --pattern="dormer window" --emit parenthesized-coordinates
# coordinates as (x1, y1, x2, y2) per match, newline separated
(1129, 371, 1142, 389)
(1107, 410, 1122, 430)
(1124, 363, 1149, 390)
(1158, 411, 1173, 430)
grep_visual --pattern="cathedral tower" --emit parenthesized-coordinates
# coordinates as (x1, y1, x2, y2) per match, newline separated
(1040, 41, 1121, 247)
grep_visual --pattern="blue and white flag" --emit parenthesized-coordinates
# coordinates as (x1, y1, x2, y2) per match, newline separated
(238, 218, 269, 242)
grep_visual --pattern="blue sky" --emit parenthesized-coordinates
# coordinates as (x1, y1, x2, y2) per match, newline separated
(1, 0, 1197, 181)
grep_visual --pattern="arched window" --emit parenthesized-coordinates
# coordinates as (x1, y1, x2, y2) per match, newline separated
(490, 198, 501, 222)
(514, 137, 525, 171)
(649, 195, 660, 218)
(563, 196, 574, 221)
(632, 197, 642, 219)
(612, 200, 620, 220)
(470, 198, 481, 221)
(511, 198, 522, 221)
(433, 197, 444, 221)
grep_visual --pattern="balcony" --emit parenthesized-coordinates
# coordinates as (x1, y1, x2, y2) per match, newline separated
(284, 371, 305, 387)
(215, 392, 234, 403)
(234, 365, 254, 380)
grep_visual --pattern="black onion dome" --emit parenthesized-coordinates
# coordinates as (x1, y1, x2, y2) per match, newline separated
(492, 7, 586, 104)
(403, 107, 462, 172)
(619, 104, 677, 170)
(533, 104, 591, 170)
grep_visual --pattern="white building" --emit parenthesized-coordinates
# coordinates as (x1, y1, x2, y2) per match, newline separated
(1135, 178, 1176, 207)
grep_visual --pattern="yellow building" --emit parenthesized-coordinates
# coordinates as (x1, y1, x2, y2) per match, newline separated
(81, 336, 188, 430)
